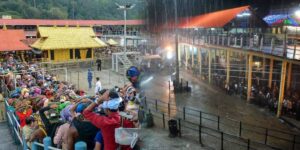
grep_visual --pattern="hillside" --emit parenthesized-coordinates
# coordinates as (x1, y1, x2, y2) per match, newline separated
(0, 0, 145, 20)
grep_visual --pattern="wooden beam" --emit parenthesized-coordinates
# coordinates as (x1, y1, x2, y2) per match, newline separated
(226, 50, 230, 83)
(277, 60, 287, 117)
(287, 62, 292, 90)
(247, 54, 253, 102)
(268, 59, 274, 88)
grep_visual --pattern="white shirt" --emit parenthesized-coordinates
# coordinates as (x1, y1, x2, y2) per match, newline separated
(95, 80, 102, 94)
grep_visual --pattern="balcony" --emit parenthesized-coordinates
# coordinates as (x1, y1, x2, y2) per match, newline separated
(177, 33, 300, 61)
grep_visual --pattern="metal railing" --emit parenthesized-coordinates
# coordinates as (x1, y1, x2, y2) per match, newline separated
(144, 97, 300, 150)
(172, 33, 300, 61)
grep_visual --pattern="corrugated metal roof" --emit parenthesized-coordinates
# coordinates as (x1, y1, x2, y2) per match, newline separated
(0, 19, 144, 26)
(31, 27, 107, 50)
(0, 29, 31, 51)
(107, 39, 119, 46)
(179, 6, 250, 28)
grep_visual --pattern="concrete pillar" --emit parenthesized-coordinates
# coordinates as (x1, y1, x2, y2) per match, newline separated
(198, 48, 202, 77)
(185, 45, 188, 69)
(192, 47, 194, 67)
(208, 50, 212, 84)
(112, 54, 115, 71)
(277, 61, 287, 117)
(178, 44, 181, 67)
(262, 58, 266, 78)
(226, 50, 231, 84)
(268, 59, 274, 88)
(247, 54, 253, 102)
(287, 62, 292, 90)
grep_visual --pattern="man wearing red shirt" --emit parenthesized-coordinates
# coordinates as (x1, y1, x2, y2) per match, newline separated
(83, 91, 121, 150)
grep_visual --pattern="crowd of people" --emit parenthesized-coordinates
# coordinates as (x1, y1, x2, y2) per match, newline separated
(208, 71, 300, 120)
(0, 54, 144, 150)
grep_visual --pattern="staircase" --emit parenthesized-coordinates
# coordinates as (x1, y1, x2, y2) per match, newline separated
(118, 54, 133, 75)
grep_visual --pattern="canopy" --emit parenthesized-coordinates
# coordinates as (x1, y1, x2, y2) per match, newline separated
(179, 6, 250, 28)
(0, 29, 31, 52)
(263, 14, 300, 26)
(31, 27, 107, 50)
(107, 39, 119, 46)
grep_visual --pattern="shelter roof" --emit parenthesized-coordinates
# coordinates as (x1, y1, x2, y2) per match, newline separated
(179, 6, 250, 28)
(31, 27, 107, 50)
(0, 29, 31, 51)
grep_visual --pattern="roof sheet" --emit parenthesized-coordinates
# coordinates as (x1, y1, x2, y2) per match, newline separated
(0, 29, 31, 51)
(107, 39, 119, 46)
(179, 6, 250, 28)
(31, 27, 107, 50)
(0, 19, 144, 26)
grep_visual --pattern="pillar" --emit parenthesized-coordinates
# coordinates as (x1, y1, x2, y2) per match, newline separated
(245, 54, 248, 80)
(247, 54, 253, 102)
(262, 58, 266, 78)
(277, 61, 287, 117)
(185, 45, 188, 69)
(178, 44, 181, 67)
(192, 47, 194, 67)
(287, 62, 292, 90)
(198, 48, 202, 77)
(268, 59, 274, 88)
(226, 50, 231, 84)
(208, 50, 212, 84)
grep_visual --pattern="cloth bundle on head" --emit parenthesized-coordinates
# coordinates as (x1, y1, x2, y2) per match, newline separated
(102, 97, 122, 110)
(60, 104, 73, 122)
(76, 102, 91, 113)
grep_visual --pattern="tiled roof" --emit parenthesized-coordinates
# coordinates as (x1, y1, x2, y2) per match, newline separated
(0, 19, 144, 26)
(0, 30, 31, 51)
(31, 27, 107, 50)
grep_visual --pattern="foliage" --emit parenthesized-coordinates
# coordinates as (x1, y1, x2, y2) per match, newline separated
(0, 0, 145, 19)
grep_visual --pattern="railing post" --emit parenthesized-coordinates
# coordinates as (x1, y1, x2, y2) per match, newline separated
(264, 128, 268, 144)
(221, 132, 224, 150)
(239, 121, 242, 137)
(183, 107, 186, 120)
(75, 141, 87, 150)
(260, 37, 264, 51)
(218, 116, 220, 130)
(31, 141, 38, 150)
(247, 139, 250, 150)
(178, 118, 181, 137)
(22, 135, 27, 150)
(155, 100, 158, 112)
(199, 111, 202, 126)
(168, 103, 170, 117)
(199, 125, 202, 144)
(293, 135, 296, 150)
(162, 113, 165, 128)
(43, 136, 52, 150)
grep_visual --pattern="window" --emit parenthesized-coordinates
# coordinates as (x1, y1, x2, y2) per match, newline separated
(50, 50, 54, 60)
(86, 49, 92, 58)
(70, 49, 74, 59)
(75, 49, 81, 59)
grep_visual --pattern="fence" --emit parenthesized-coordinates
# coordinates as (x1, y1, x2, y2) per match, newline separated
(144, 98, 300, 150)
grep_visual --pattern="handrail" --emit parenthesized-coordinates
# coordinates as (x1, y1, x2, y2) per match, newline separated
(145, 98, 300, 150)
